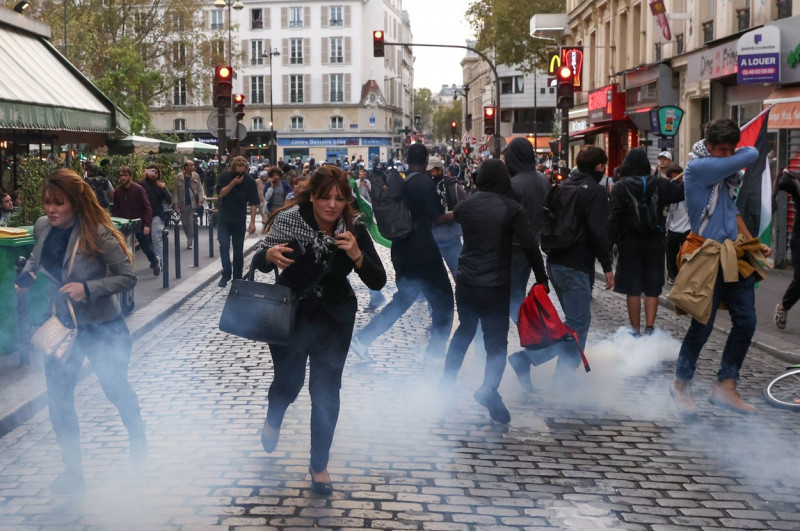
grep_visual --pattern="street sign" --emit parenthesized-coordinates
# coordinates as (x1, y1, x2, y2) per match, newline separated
(207, 109, 237, 138)
(236, 123, 247, 141)
(658, 137, 675, 149)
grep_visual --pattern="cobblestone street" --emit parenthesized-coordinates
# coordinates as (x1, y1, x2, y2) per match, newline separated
(1, 250, 799, 530)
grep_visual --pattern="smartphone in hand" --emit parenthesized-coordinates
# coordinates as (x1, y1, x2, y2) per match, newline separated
(15, 271, 35, 288)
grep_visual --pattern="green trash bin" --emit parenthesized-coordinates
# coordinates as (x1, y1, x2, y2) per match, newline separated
(0, 230, 52, 356)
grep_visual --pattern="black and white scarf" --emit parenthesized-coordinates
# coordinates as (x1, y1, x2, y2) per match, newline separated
(690, 139, 743, 236)
(257, 205, 345, 263)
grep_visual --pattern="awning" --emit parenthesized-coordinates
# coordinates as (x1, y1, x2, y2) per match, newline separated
(764, 86, 800, 129)
(176, 140, 218, 154)
(569, 124, 615, 140)
(626, 106, 656, 132)
(104, 135, 176, 155)
(0, 24, 129, 134)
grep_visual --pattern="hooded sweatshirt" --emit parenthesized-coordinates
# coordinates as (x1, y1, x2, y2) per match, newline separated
(505, 137, 551, 239)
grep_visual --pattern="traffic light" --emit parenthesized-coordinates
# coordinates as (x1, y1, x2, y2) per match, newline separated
(373, 30, 384, 57)
(463, 147, 470, 156)
(483, 106, 495, 136)
(233, 93, 245, 121)
(556, 65, 575, 110)
(213, 65, 233, 108)
(450, 121, 458, 136)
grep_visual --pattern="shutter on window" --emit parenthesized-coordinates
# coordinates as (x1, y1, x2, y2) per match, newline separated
(322, 38, 329, 65)
(281, 7, 287, 29)
(264, 7, 270, 29)
(304, 6, 310, 27)
(283, 75, 289, 104)
(304, 74, 310, 103)
(243, 75, 251, 100)
(241, 39, 248, 64)
(303, 39, 310, 65)
(202, 11, 209, 30)
(344, 74, 351, 103)
(321, 6, 328, 28)
(282, 39, 289, 66)
(344, 6, 351, 26)
(264, 72, 271, 100)
(323, 75, 330, 103)
(264, 39, 271, 58)
(344, 37, 351, 64)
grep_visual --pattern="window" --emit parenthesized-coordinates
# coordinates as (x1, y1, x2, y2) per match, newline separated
(290, 38, 303, 64)
(500, 76, 524, 94)
(211, 10, 223, 30)
(737, 8, 750, 31)
(330, 37, 343, 63)
(654, 42, 662, 62)
(515, 76, 524, 93)
(211, 39, 225, 64)
(251, 8, 263, 29)
(291, 116, 304, 130)
(289, 6, 302, 27)
(676, 34, 684, 54)
(171, 13, 185, 31)
(251, 76, 265, 104)
(251, 40, 263, 65)
(702, 20, 714, 43)
(173, 79, 186, 106)
(173, 118, 186, 131)
(173, 42, 186, 68)
(252, 117, 264, 130)
(330, 74, 344, 102)
(330, 5, 343, 26)
(330, 116, 344, 130)
(290, 75, 304, 103)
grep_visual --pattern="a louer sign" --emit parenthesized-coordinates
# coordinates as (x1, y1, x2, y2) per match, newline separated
(737, 26, 781, 84)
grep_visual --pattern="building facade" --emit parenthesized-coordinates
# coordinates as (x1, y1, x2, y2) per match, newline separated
(149, 0, 414, 164)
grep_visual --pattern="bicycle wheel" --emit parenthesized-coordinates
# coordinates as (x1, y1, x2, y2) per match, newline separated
(763, 368, 800, 410)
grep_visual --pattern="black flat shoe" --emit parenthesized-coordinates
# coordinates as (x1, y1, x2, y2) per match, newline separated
(261, 422, 280, 453)
(308, 466, 333, 496)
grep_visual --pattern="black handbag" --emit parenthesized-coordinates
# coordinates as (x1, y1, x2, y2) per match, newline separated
(218, 253, 330, 345)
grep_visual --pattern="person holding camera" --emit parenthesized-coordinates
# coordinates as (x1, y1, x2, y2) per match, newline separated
(216, 156, 260, 288)
(140, 164, 172, 268)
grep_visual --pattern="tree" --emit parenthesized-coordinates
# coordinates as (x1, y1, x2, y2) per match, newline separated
(413, 88, 435, 133)
(5, 0, 221, 134)
(432, 100, 462, 144)
(466, 0, 564, 73)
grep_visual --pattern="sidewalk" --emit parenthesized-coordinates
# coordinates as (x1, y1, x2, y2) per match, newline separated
(0, 225, 264, 436)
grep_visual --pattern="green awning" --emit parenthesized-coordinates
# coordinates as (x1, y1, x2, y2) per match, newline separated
(0, 23, 129, 134)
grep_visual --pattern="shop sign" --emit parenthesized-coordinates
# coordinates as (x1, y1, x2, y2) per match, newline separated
(686, 42, 738, 84)
(550, 48, 584, 91)
(588, 84, 625, 122)
(279, 137, 361, 146)
(570, 119, 588, 133)
(361, 137, 390, 146)
(649, 0, 672, 42)
(649, 106, 684, 137)
(737, 26, 781, 84)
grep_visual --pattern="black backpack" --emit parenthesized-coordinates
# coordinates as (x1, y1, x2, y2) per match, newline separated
(88, 177, 111, 209)
(624, 177, 661, 237)
(540, 182, 587, 255)
(369, 168, 414, 240)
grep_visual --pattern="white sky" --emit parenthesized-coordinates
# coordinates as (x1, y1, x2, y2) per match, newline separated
(402, 0, 475, 92)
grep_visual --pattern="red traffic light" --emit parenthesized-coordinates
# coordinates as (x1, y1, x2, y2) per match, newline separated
(216, 65, 232, 81)
(483, 106, 496, 136)
(233, 93, 246, 120)
(233, 93, 245, 104)
(214, 65, 234, 108)
(450, 121, 458, 136)
(557, 65, 573, 81)
(373, 30, 385, 58)
(484, 107, 495, 119)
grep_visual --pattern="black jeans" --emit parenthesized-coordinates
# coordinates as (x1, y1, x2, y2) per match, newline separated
(443, 284, 509, 392)
(45, 316, 144, 469)
(356, 260, 454, 355)
(218, 220, 246, 281)
(266, 309, 353, 472)
(666, 230, 690, 280)
(782, 233, 800, 311)
(135, 231, 158, 267)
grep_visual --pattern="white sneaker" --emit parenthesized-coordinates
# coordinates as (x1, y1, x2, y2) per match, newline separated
(775, 304, 787, 330)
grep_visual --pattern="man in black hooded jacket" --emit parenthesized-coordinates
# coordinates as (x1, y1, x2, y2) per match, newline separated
(509, 146, 615, 390)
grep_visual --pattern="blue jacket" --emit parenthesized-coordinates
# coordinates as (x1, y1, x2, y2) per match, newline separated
(684, 147, 758, 242)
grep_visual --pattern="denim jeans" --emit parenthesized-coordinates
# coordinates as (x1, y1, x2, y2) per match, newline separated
(134, 231, 157, 267)
(546, 262, 592, 374)
(151, 216, 165, 262)
(509, 246, 531, 321)
(218, 220, 246, 281)
(436, 236, 462, 278)
(676, 272, 757, 382)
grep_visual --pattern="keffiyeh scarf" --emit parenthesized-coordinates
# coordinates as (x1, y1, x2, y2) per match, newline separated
(257, 205, 346, 263)
(690, 139, 743, 234)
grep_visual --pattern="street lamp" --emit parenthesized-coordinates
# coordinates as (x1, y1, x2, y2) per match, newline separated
(262, 48, 280, 165)
(214, 0, 244, 67)
(51, 0, 68, 55)
(13, 1, 30, 13)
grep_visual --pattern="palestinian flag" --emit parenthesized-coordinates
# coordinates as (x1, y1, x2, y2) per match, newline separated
(737, 106, 773, 246)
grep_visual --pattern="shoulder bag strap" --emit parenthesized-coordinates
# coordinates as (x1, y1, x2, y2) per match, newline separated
(57, 238, 80, 329)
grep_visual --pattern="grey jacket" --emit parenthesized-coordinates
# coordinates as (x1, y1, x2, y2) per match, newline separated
(23, 216, 137, 325)
(174, 171, 205, 210)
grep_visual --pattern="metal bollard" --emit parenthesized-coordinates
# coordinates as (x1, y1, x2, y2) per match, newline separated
(162, 229, 169, 289)
(193, 214, 200, 267)
(208, 217, 215, 258)
(173, 216, 181, 279)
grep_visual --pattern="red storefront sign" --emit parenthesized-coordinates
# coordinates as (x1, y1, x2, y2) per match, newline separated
(587, 84, 626, 123)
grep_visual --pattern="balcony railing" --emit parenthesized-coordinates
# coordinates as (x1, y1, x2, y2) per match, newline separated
(702, 20, 714, 43)
(289, 20, 303, 28)
(330, 19, 343, 26)
(737, 8, 750, 31)
(778, 0, 792, 19)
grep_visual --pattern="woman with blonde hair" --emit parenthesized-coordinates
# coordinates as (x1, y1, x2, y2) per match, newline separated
(16, 169, 146, 494)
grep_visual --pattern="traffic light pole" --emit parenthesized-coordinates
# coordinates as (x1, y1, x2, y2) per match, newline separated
(560, 107, 569, 179)
(218, 107, 227, 160)
(383, 41, 502, 158)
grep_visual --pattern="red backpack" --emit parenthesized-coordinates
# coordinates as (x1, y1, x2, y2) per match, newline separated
(516, 284, 591, 372)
